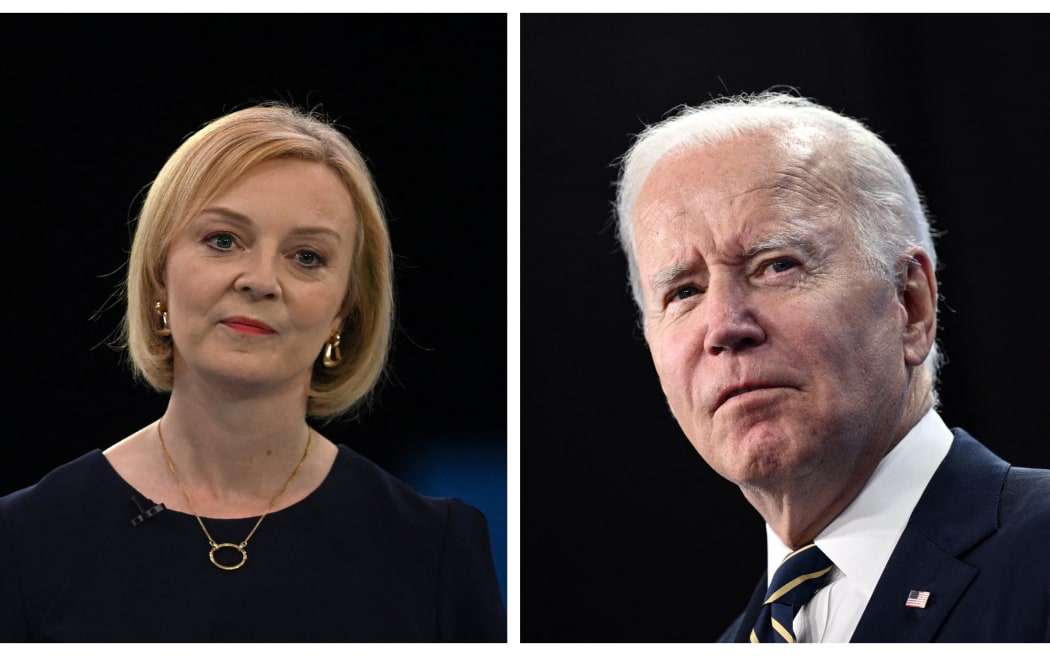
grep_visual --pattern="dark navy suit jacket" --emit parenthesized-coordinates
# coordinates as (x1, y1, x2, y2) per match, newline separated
(719, 429, 1050, 642)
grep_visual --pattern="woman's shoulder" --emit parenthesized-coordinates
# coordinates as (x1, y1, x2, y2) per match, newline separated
(0, 450, 112, 520)
(323, 443, 490, 532)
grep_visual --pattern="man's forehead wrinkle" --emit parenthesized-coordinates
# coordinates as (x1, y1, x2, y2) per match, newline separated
(771, 139, 848, 211)
(634, 185, 691, 227)
(714, 176, 827, 261)
(636, 133, 839, 288)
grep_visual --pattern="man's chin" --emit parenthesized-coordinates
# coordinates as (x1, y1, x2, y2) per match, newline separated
(699, 429, 809, 487)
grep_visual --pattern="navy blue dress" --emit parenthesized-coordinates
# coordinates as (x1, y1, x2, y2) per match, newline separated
(0, 444, 506, 642)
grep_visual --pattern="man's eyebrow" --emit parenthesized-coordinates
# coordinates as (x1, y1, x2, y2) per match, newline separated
(743, 226, 821, 260)
(649, 262, 692, 294)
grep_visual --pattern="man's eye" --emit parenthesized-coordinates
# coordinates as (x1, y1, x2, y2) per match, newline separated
(768, 259, 797, 274)
(673, 286, 700, 301)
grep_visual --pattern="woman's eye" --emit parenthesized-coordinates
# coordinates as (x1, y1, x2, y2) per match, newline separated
(205, 232, 236, 250)
(295, 250, 325, 267)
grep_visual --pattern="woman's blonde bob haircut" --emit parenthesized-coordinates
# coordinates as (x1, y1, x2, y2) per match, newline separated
(121, 102, 394, 420)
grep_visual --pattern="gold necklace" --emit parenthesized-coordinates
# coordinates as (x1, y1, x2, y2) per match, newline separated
(156, 419, 312, 571)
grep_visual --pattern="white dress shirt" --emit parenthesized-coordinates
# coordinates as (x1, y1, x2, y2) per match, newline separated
(763, 408, 954, 642)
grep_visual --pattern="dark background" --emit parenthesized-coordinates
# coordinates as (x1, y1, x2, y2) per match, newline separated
(522, 13, 1050, 642)
(1, 14, 507, 606)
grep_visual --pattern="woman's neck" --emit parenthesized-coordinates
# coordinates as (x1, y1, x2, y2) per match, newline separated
(157, 382, 315, 515)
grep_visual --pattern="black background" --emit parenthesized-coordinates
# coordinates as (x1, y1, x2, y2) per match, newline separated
(522, 13, 1050, 642)
(1, 14, 507, 603)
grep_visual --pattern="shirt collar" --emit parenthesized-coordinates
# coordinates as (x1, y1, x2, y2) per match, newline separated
(765, 408, 953, 595)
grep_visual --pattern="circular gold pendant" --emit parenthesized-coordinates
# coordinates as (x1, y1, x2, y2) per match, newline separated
(209, 542, 248, 571)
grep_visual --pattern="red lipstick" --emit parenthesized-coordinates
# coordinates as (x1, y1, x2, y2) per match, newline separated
(220, 317, 276, 335)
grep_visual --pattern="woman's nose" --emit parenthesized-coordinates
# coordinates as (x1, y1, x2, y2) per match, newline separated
(234, 250, 282, 300)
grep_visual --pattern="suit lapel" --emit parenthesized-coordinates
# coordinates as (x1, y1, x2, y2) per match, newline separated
(850, 429, 1009, 642)
(850, 525, 978, 641)
(726, 572, 770, 642)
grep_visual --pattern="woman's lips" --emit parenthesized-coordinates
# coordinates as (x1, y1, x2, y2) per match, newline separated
(220, 317, 276, 335)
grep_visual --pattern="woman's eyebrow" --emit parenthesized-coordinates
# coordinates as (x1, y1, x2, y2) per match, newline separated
(197, 207, 344, 243)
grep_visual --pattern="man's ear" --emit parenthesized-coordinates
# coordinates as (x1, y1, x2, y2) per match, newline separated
(899, 248, 937, 367)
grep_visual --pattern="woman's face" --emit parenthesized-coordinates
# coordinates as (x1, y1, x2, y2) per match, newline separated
(163, 158, 356, 396)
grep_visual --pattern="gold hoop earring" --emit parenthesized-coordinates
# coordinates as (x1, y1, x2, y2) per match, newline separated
(154, 301, 172, 337)
(322, 331, 342, 368)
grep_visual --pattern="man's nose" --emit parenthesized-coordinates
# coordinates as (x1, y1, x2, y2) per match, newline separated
(701, 278, 766, 355)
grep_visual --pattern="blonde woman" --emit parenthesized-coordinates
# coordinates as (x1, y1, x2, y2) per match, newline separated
(0, 103, 506, 642)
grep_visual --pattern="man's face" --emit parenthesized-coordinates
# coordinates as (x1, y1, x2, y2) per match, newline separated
(633, 130, 914, 496)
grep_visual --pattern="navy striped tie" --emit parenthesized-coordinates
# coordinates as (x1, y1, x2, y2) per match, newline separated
(750, 543, 835, 643)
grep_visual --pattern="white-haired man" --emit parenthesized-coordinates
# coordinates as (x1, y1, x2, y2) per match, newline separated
(615, 91, 1050, 642)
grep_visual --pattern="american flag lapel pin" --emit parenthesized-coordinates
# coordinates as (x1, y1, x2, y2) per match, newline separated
(905, 590, 931, 609)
